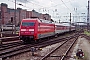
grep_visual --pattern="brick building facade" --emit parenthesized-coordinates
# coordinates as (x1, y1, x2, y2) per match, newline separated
(0, 3, 51, 26)
(0, 5, 1, 25)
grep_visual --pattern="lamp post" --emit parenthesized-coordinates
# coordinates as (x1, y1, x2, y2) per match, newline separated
(14, 0, 16, 34)
(0, 7, 3, 37)
(70, 13, 71, 31)
(87, 1, 89, 31)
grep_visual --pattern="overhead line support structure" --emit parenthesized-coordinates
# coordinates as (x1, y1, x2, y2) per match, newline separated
(14, 0, 16, 34)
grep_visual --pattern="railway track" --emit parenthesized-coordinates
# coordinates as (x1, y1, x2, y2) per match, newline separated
(0, 36, 19, 42)
(0, 41, 23, 51)
(0, 38, 67, 60)
(0, 36, 22, 51)
(40, 35, 78, 60)
(0, 33, 79, 60)
(81, 33, 90, 41)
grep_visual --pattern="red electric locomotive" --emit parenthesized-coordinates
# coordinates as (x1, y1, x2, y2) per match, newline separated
(19, 18, 55, 42)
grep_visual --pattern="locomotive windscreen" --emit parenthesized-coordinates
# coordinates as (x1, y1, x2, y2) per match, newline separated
(22, 22, 35, 26)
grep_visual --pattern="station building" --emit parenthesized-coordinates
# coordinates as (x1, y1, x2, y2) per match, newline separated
(0, 3, 51, 26)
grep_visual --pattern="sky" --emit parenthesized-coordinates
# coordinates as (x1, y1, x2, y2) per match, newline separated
(0, 0, 88, 23)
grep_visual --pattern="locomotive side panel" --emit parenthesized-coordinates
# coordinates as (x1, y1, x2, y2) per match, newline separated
(37, 23, 55, 39)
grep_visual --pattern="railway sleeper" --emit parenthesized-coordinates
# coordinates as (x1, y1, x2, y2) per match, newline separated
(49, 55, 75, 58)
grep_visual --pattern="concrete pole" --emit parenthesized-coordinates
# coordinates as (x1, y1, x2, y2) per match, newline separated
(87, 1, 89, 30)
(14, 0, 16, 34)
(70, 13, 71, 31)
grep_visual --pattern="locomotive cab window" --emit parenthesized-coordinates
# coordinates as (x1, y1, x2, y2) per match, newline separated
(22, 22, 35, 26)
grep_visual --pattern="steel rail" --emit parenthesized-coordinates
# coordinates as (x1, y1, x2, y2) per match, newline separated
(0, 36, 19, 43)
(60, 37, 78, 60)
(40, 40, 69, 60)
(0, 36, 19, 40)
(40, 35, 78, 60)
(0, 41, 23, 51)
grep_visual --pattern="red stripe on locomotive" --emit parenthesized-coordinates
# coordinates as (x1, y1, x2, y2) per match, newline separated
(38, 23, 55, 34)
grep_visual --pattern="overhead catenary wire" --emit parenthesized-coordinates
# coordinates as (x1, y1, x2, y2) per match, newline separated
(7, 0, 87, 21)
(61, 0, 74, 13)
(8, 0, 31, 9)
(8, 0, 87, 13)
(8, 0, 77, 14)
(8, 0, 45, 9)
(26, 0, 44, 7)
(39, 0, 74, 10)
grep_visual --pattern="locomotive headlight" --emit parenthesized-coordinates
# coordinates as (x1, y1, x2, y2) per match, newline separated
(29, 29, 34, 31)
(21, 29, 26, 31)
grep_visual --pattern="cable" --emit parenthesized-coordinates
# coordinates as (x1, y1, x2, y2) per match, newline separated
(25, 0, 44, 8)
(61, 0, 73, 13)
(68, 0, 87, 14)
(8, 0, 35, 9)
(41, 0, 73, 9)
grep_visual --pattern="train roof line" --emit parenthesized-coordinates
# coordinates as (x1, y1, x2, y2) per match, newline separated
(23, 18, 53, 24)
(22, 18, 75, 27)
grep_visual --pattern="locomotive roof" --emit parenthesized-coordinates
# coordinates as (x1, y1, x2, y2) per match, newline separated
(55, 22, 75, 27)
(22, 18, 53, 24)
(22, 18, 75, 27)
